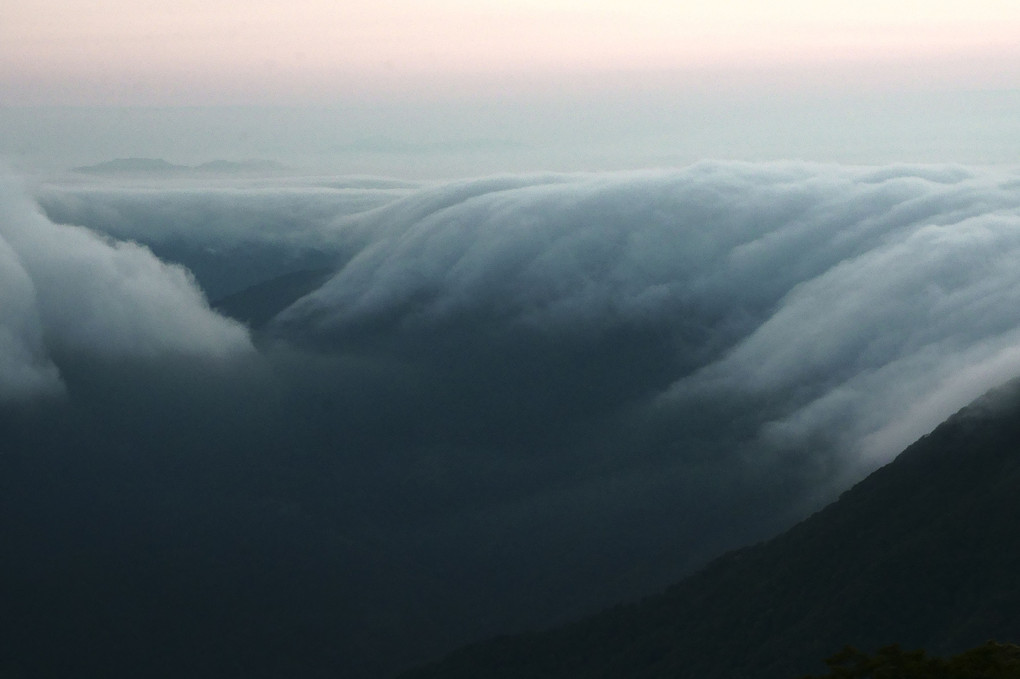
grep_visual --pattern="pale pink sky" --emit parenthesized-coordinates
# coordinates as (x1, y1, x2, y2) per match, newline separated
(3, 0, 1020, 105)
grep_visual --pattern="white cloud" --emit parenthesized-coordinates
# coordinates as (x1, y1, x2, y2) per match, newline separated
(0, 170, 253, 401)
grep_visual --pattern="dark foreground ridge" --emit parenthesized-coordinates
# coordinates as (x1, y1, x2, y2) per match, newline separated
(804, 641, 1020, 679)
(400, 380, 1020, 679)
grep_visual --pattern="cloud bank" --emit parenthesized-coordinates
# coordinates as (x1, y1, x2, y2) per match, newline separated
(21, 161, 1020, 592)
(8, 161, 1020, 678)
(0, 171, 252, 401)
(35, 175, 416, 298)
(274, 162, 1020, 476)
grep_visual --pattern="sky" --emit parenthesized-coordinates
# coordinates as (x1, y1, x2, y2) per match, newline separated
(2, 1, 1019, 174)
(4, 0, 1020, 103)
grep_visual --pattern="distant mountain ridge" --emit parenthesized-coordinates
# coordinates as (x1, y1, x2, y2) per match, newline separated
(400, 379, 1020, 679)
(335, 136, 528, 154)
(72, 157, 288, 175)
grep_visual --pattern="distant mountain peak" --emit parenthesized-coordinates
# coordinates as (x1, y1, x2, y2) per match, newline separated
(72, 158, 287, 175)
(73, 158, 184, 174)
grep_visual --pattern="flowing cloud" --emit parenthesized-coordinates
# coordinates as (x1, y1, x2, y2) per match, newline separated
(25, 161, 1020, 548)
(7, 161, 1020, 678)
(0, 171, 252, 401)
(274, 162, 1020, 475)
(35, 175, 415, 298)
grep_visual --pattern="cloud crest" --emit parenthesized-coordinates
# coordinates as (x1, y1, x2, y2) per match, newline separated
(0, 172, 252, 401)
(275, 162, 1020, 472)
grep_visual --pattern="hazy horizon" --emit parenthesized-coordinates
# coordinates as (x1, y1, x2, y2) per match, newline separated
(3, 86, 1018, 178)
(3, 1, 1019, 176)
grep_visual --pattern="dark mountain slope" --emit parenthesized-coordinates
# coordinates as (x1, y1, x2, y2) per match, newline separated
(400, 380, 1020, 679)
(212, 267, 333, 329)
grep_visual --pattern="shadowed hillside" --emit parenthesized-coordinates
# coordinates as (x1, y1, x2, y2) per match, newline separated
(400, 379, 1020, 679)
(213, 268, 334, 329)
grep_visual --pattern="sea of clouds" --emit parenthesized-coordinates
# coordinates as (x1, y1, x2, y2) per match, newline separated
(268, 162, 1020, 473)
(5, 160, 1020, 677)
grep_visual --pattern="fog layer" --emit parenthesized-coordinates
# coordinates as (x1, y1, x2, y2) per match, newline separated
(5, 161, 1020, 677)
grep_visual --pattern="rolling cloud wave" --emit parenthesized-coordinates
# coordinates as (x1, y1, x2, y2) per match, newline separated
(0, 171, 252, 401)
(8, 161, 1020, 676)
(275, 162, 1020, 476)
